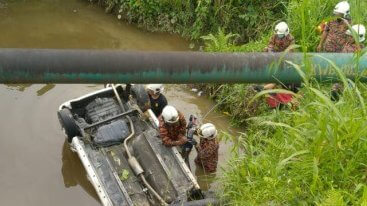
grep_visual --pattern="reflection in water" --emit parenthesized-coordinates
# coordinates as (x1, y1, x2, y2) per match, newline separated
(0, 0, 189, 50)
(37, 84, 56, 96)
(194, 163, 216, 191)
(61, 140, 100, 202)
(0, 0, 6, 9)
(5, 84, 57, 96)
(5, 84, 33, 92)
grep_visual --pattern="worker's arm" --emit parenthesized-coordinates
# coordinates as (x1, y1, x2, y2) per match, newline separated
(170, 112, 188, 146)
(171, 134, 188, 146)
(159, 118, 175, 146)
(288, 35, 296, 52)
(264, 83, 276, 90)
(177, 112, 187, 135)
(159, 115, 188, 146)
(317, 24, 329, 52)
(264, 35, 275, 52)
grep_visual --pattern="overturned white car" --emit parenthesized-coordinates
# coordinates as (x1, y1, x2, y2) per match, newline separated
(57, 84, 217, 206)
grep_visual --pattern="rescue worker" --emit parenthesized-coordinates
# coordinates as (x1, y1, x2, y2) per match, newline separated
(317, 1, 351, 52)
(264, 21, 295, 52)
(146, 84, 167, 117)
(194, 123, 219, 173)
(342, 24, 366, 52)
(331, 25, 365, 101)
(262, 21, 298, 109)
(159, 105, 188, 147)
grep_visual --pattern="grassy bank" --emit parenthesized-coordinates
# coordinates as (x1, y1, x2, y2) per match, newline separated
(203, 0, 367, 52)
(90, 0, 287, 42)
(201, 0, 367, 126)
(89, 0, 367, 204)
(89, 0, 366, 45)
(221, 78, 367, 205)
(211, 0, 367, 205)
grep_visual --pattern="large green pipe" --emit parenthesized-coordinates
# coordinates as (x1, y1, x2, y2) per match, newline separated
(0, 48, 366, 83)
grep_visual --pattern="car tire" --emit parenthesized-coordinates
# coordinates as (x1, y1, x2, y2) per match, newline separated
(131, 84, 151, 112)
(58, 108, 81, 142)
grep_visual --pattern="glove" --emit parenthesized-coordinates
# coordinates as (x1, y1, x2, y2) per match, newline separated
(190, 138, 198, 146)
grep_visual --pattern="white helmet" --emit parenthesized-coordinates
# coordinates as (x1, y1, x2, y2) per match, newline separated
(333, 1, 350, 18)
(198, 123, 217, 139)
(275, 22, 289, 36)
(346, 24, 366, 42)
(162, 105, 179, 124)
(146, 84, 164, 95)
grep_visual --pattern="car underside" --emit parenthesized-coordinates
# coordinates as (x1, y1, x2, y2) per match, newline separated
(57, 84, 217, 206)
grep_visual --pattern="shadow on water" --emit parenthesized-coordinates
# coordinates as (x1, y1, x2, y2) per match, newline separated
(5, 84, 33, 92)
(61, 140, 100, 202)
(36, 84, 56, 96)
(4, 84, 57, 96)
(194, 165, 216, 191)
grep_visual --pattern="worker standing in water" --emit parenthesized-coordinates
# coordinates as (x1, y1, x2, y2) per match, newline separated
(195, 123, 219, 173)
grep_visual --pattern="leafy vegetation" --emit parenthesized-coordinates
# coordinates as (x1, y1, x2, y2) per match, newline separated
(182, 1, 367, 205)
(202, 0, 367, 52)
(199, 0, 367, 126)
(91, 0, 288, 42)
(220, 72, 367, 205)
(90, 0, 367, 204)
(211, 0, 367, 204)
(286, 0, 367, 51)
(204, 84, 269, 126)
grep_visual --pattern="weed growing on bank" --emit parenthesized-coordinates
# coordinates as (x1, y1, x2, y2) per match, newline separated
(199, 0, 367, 126)
(217, 0, 367, 204)
(92, 0, 287, 42)
(220, 74, 367, 205)
(203, 0, 367, 52)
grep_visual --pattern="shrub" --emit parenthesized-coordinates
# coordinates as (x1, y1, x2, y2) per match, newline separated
(93, 0, 289, 42)
(220, 71, 367, 205)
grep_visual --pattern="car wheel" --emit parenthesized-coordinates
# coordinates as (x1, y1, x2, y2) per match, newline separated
(131, 84, 151, 112)
(57, 108, 81, 142)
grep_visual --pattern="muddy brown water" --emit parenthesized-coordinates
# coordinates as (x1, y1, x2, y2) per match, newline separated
(0, 0, 241, 205)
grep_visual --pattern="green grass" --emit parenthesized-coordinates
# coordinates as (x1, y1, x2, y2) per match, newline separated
(220, 77, 367, 205)
(198, 0, 367, 127)
(92, 0, 288, 42)
(201, 0, 367, 52)
(216, 0, 367, 205)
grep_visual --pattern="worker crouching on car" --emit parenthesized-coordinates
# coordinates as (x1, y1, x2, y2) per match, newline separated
(159, 105, 188, 147)
(195, 123, 219, 173)
(146, 84, 168, 117)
